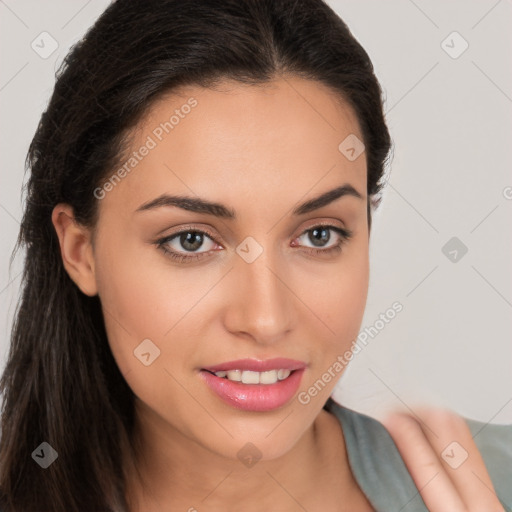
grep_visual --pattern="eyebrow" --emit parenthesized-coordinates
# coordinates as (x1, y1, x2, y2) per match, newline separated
(135, 183, 363, 218)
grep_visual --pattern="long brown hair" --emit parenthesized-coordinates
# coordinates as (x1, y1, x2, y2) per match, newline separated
(0, 0, 391, 510)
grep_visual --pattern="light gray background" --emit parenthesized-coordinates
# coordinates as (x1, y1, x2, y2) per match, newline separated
(1, 0, 511, 423)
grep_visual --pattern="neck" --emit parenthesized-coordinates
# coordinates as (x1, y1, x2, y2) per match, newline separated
(124, 400, 357, 512)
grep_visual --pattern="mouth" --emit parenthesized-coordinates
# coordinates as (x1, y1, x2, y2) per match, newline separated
(199, 358, 306, 412)
(204, 368, 294, 385)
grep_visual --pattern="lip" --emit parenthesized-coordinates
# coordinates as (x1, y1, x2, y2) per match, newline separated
(202, 358, 307, 373)
(200, 368, 305, 412)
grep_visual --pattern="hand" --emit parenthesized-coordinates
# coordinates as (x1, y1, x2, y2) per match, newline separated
(381, 406, 505, 511)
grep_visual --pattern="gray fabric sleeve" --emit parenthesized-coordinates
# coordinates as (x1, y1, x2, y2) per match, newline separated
(464, 417, 512, 511)
(328, 401, 512, 512)
(334, 404, 429, 511)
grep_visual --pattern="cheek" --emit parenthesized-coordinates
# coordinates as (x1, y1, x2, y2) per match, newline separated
(285, 244, 368, 411)
(93, 233, 202, 374)
(304, 238, 369, 345)
(94, 229, 247, 399)
(93, 237, 210, 420)
(95, 251, 166, 333)
(336, 257, 369, 338)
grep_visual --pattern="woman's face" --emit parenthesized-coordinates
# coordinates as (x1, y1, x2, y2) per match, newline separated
(90, 77, 369, 461)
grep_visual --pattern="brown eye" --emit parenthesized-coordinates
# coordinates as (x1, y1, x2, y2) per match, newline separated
(156, 227, 220, 263)
(295, 225, 352, 255)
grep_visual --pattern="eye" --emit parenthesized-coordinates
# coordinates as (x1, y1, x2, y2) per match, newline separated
(156, 227, 219, 263)
(293, 224, 352, 257)
(155, 224, 353, 264)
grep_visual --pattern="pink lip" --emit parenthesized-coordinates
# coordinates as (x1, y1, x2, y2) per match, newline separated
(200, 369, 305, 412)
(202, 358, 306, 372)
(200, 358, 307, 412)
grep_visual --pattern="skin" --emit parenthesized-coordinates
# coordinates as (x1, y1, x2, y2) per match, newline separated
(51, 76, 504, 511)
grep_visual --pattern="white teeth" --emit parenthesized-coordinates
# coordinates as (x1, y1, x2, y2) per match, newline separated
(226, 370, 242, 381)
(277, 369, 291, 380)
(241, 370, 259, 384)
(260, 370, 278, 384)
(213, 369, 293, 384)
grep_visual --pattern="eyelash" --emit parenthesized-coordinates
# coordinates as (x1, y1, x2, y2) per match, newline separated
(155, 223, 353, 264)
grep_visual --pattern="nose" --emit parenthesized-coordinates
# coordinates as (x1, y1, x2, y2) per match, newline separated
(223, 247, 295, 346)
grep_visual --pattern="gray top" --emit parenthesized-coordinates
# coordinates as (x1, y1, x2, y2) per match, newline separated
(325, 398, 512, 511)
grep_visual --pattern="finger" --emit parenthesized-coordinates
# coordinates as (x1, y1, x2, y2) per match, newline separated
(412, 406, 505, 511)
(382, 411, 467, 511)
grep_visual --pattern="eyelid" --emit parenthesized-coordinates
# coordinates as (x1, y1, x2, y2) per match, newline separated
(158, 224, 221, 244)
(156, 220, 349, 245)
(298, 219, 348, 235)
(293, 222, 353, 250)
(155, 221, 353, 263)
(157, 219, 351, 238)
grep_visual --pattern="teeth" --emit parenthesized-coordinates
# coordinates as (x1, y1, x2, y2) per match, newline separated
(260, 370, 278, 384)
(277, 369, 291, 380)
(213, 369, 292, 384)
(226, 370, 241, 381)
(241, 370, 259, 384)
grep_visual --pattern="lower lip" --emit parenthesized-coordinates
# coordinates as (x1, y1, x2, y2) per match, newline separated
(200, 369, 305, 412)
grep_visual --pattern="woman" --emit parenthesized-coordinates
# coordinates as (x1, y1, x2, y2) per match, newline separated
(0, 0, 510, 511)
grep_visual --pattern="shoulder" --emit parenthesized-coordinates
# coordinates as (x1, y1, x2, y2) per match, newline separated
(463, 415, 512, 508)
(325, 398, 512, 511)
(325, 398, 429, 511)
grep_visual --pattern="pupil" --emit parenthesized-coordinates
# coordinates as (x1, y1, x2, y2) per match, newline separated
(181, 232, 203, 251)
(310, 227, 329, 247)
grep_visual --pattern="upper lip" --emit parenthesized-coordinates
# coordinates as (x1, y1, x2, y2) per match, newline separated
(202, 358, 307, 373)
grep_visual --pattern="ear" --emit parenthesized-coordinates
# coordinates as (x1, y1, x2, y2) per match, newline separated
(51, 204, 98, 296)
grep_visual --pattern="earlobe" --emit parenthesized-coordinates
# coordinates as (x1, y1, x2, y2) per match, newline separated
(51, 204, 98, 297)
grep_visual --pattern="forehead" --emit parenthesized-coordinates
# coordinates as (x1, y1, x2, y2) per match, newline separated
(102, 76, 367, 215)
